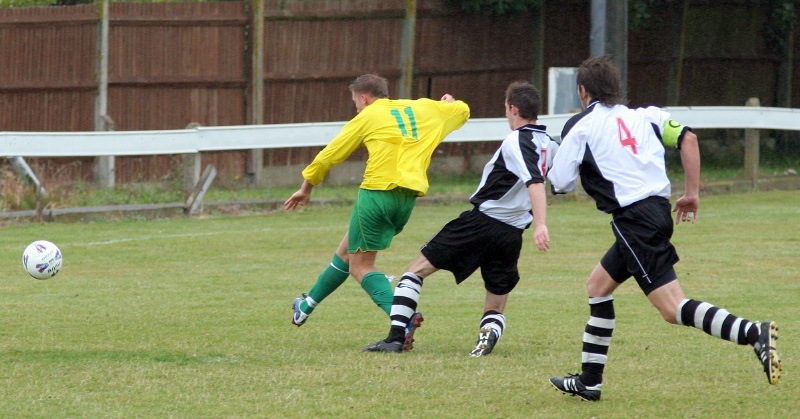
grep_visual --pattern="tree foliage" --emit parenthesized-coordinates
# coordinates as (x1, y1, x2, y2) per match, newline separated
(764, 0, 795, 57)
(629, 0, 657, 31)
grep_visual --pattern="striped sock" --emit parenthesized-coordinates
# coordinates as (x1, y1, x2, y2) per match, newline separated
(479, 310, 506, 340)
(676, 299, 759, 345)
(580, 296, 615, 386)
(387, 272, 423, 342)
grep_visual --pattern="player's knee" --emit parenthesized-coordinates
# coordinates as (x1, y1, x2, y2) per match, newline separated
(586, 280, 612, 298)
(348, 265, 374, 283)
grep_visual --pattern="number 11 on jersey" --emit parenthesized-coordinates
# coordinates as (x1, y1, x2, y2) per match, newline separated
(392, 107, 419, 140)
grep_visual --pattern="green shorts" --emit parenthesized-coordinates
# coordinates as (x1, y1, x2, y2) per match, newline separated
(348, 187, 418, 253)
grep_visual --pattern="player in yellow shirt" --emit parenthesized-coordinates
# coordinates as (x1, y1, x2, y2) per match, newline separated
(284, 74, 470, 347)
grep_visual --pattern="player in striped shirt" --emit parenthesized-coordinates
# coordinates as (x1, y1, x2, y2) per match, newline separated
(284, 74, 470, 337)
(547, 56, 781, 401)
(363, 81, 558, 355)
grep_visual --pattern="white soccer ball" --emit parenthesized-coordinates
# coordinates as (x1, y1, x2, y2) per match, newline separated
(22, 240, 63, 280)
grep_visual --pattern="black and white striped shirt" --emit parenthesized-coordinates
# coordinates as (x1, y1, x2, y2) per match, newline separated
(548, 102, 681, 213)
(470, 124, 558, 229)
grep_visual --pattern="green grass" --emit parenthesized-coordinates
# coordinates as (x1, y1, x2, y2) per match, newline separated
(0, 190, 798, 417)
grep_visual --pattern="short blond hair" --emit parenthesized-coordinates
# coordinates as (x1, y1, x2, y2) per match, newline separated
(349, 74, 389, 98)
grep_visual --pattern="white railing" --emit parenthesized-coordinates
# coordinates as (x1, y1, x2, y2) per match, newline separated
(3, 106, 798, 158)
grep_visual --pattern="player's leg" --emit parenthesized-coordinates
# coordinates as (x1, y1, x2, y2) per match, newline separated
(349, 250, 395, 316)
(649, 280, 782, 385)
(470, 292, 508, 357)
(650, 277, 758, 339)
(392, 254, 437, 345)
(362, 253, 437, 352)
(552, 199, 664, 397)
(292, 234, 350, 326)
(470, 222, 521, 357)
(579, 263, 619, 385)
(350, 188, 418, 317)
(364, 209, 477, 353)
(630, 194, 782, 385)
(550, 261, 620, 401)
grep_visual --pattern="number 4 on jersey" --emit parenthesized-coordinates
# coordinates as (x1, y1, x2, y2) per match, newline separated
(616, 117, 638, 154)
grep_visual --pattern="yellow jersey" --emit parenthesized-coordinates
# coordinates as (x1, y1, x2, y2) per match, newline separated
(302, 98, 470, 196)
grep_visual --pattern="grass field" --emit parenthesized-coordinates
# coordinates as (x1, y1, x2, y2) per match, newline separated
(1, 190, 797, 418)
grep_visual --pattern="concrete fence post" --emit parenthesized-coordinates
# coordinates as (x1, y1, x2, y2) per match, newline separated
(93, 0, 113, 188)
(183, 122, 202, 200)
(92, 115, 115, 187)
(744, 97, 760, 189)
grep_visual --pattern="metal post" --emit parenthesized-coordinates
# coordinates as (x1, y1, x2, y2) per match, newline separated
(590, 0, 628, 98)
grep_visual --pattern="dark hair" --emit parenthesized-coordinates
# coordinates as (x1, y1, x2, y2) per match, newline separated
(577, 56, 623, 106)
(505, 81, 541, 120)
(349, 74, 389, 98)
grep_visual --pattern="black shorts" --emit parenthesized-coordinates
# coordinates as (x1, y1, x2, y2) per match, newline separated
(601, 196, 679, 295)
(421, 208, 523, 295)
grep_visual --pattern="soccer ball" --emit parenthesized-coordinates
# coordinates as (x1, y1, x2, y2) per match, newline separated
(22, 240, 63, 280)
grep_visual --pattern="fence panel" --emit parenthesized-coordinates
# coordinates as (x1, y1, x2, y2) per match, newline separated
(2, 0, 799, 188)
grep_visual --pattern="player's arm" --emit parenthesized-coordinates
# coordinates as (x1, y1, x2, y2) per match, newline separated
(661, 118, 700, 224)
(546, 136, 579, 194)
(433, 96, 470, 133)
(285, 117, 365, 210)
(528, 182, 549, 252)
(674, 129, 700, 224)
(284, 179, 314, 210)
(303, 125, 364, 185)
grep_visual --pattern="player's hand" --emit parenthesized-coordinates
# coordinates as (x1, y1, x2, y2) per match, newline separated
(673, 194, 699, 225)
(533, 225, 550, 252)
(283, 190, 310, 210)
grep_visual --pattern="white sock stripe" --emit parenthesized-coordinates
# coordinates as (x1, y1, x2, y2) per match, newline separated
(390, 306, 416, 323)
(402, 272, 422, 282)
(483, 314, 506, 327)
(391, 320, 408, 328)
(305, 296, 318, 308)
(693, 302, 714, 330)
(394, 285, 420, 300)
(329, 262, 348, 275)
(582, 332, 612, 346)
(582, 352, 608, 365)
(588, 295, 614, 305)
(709, 308, 731, 339)
(587, 316, 615, 329)
(397, 277, 422, 292)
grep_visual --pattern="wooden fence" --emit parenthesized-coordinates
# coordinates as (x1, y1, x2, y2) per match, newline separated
(1, 0, 798, 187)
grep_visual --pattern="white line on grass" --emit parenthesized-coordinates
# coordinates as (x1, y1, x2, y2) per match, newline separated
(75, 225, 346, 246)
